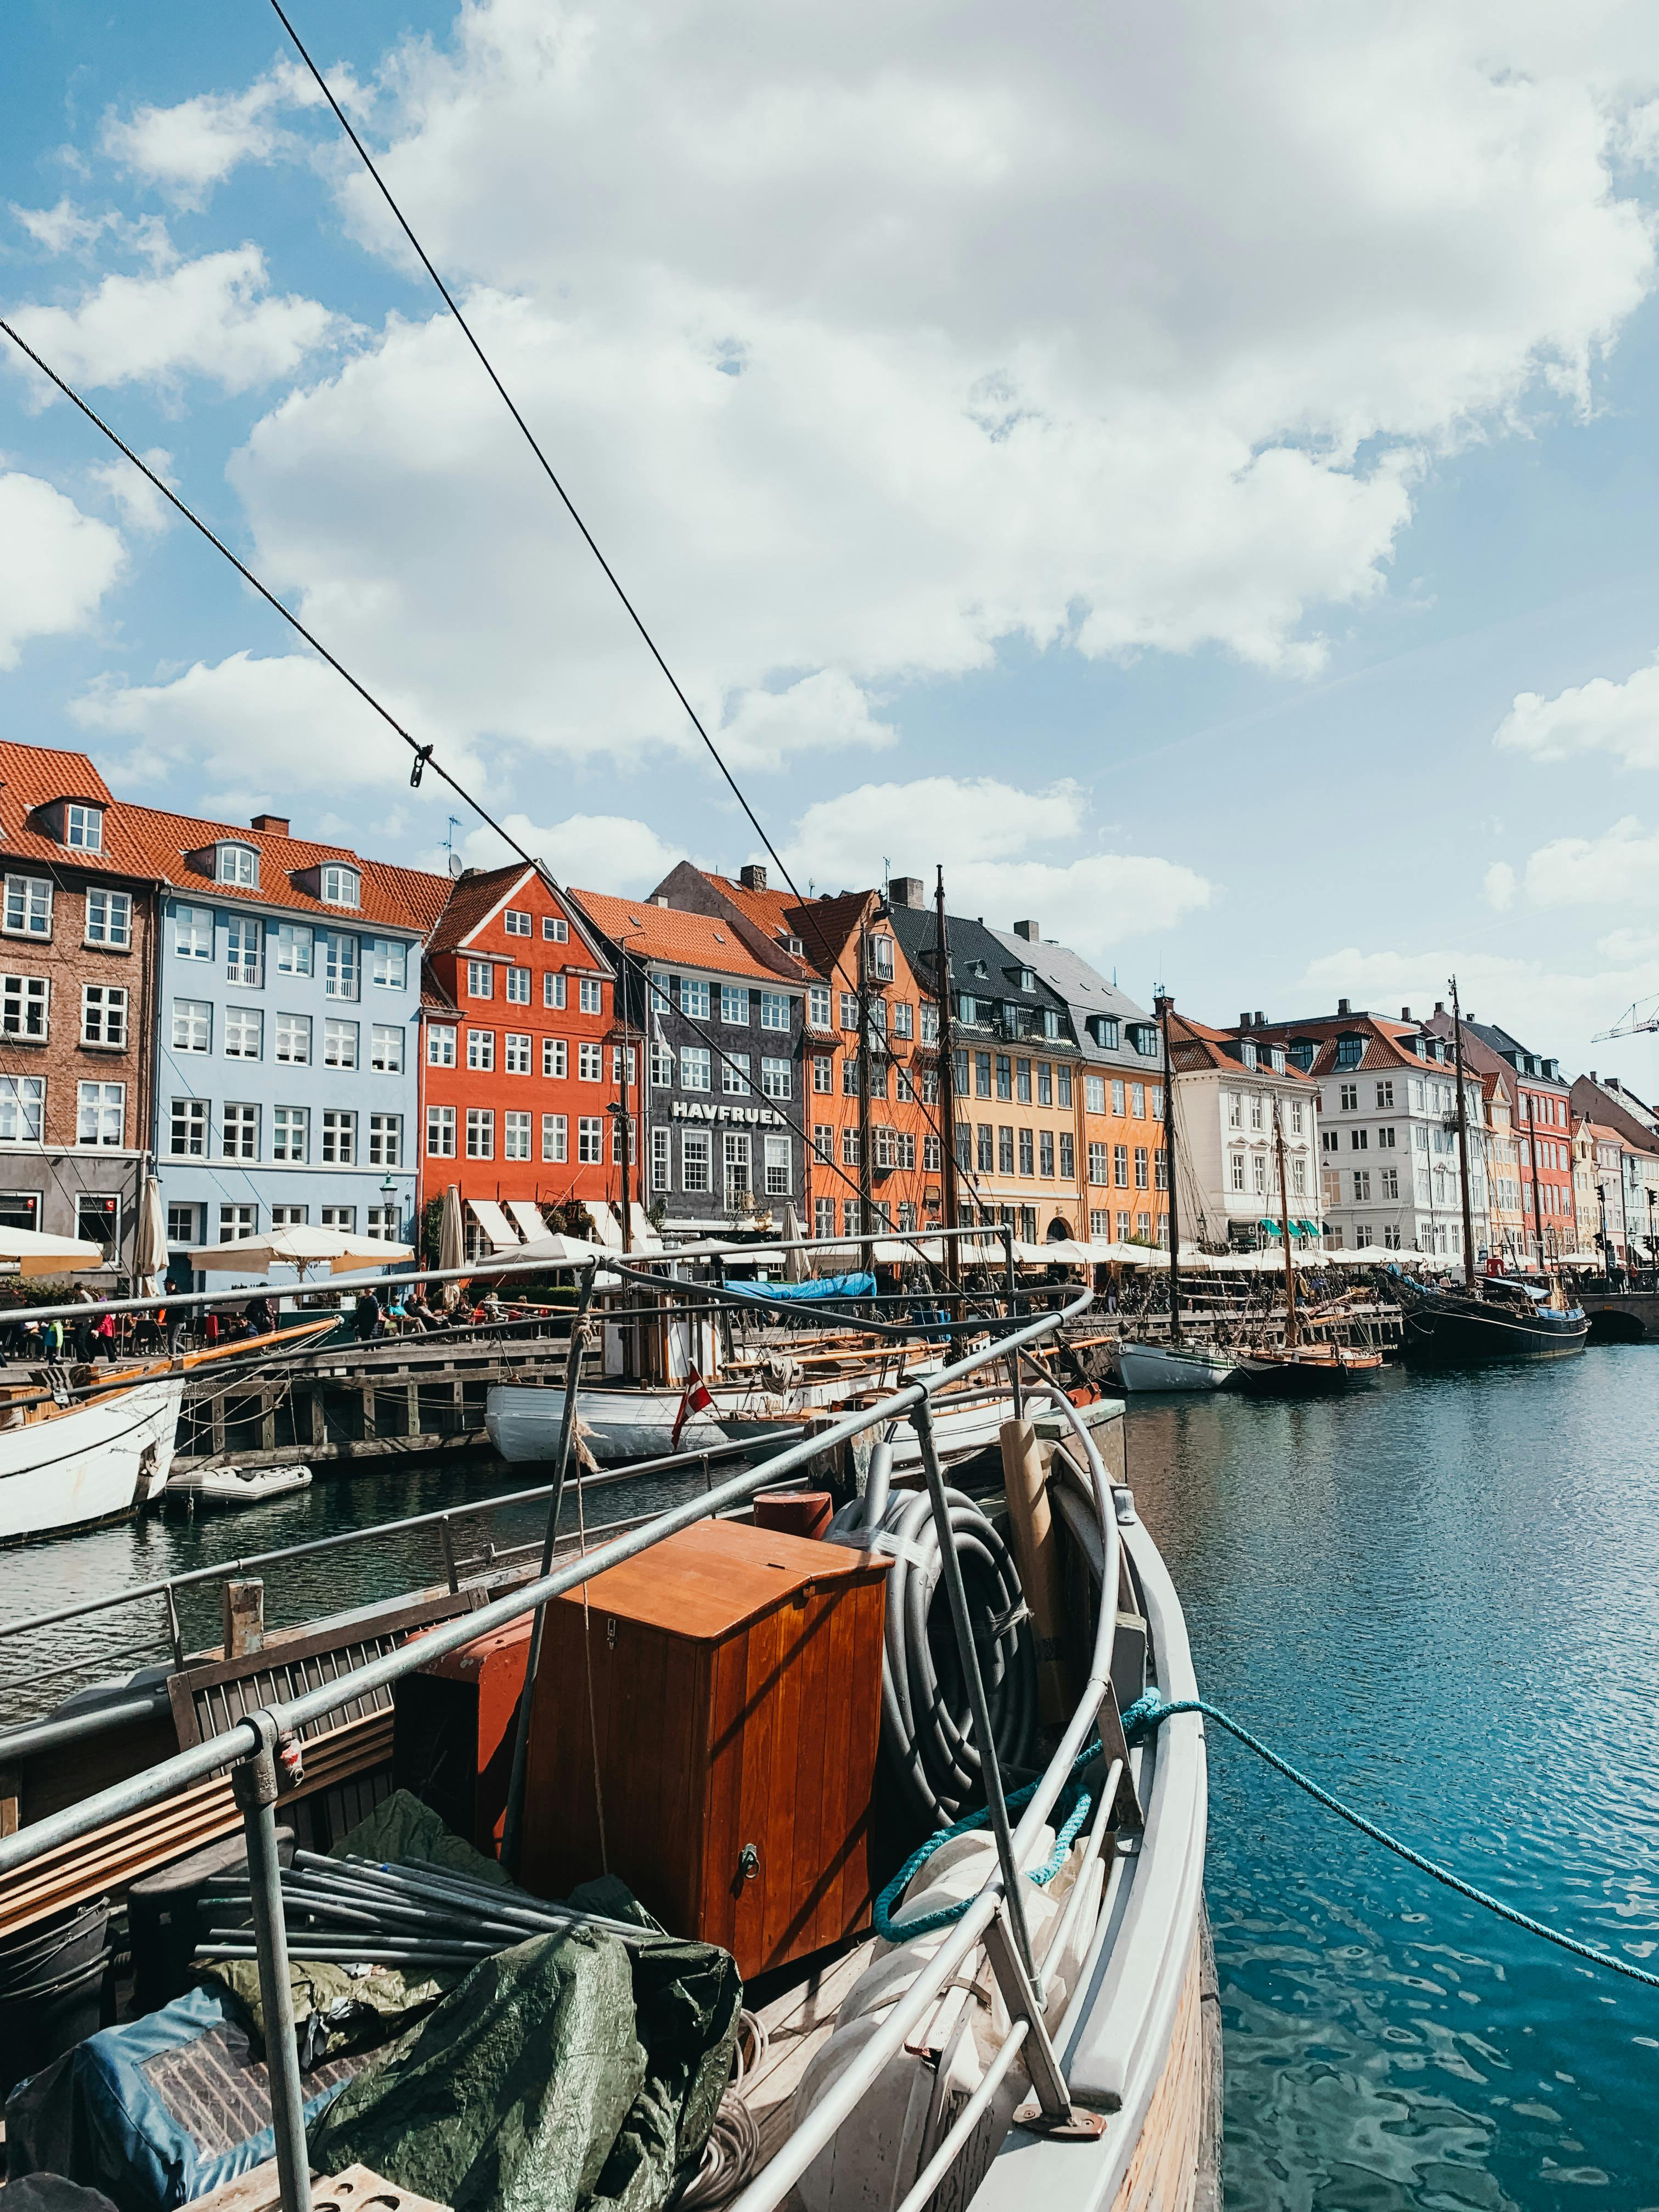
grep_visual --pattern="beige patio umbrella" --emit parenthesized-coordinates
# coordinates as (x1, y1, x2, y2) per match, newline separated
(780, 1202, 811, 1283)
(0, 1226, 106, 1278)
(185, 1225, 414, 1276)
(132, 1173, 167, 1293)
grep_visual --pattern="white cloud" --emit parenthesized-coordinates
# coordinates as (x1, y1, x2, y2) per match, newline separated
(12, 199, 117, 255)
(90, 451, 174, 534)
(7, 249, 343, 397)
(0, 472, 125, 669)
(1300, 943, 1659, 1076)
(69, 650, 484, 804)
(714, 670, 895, 767)
(1494, 656, 1659, 771)
(99, 65, 330, 208)
(783, 775, 1210, 952)
(458, 812, 683, 893)
(179, 0, 1659, 773)
(1516, 816, 1659, 910)
(1483, 861, 1517, 911)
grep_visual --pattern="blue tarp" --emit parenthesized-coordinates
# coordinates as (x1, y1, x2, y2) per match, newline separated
(721, 1272, 876, 1304)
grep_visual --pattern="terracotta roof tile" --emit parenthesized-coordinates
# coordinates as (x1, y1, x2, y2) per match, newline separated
(427, 865, 536, 953)
(571, 889, 793, 983)
(109, 800, 449, 932)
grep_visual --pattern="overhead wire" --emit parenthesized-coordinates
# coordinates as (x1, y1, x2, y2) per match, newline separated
(266, 0, 803, 906)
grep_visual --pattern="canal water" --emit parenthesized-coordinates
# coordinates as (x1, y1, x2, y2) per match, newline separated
(3, 1349, 1657, 2205)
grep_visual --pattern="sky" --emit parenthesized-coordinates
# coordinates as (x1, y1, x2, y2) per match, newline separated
(9, 2, 1659, 1088)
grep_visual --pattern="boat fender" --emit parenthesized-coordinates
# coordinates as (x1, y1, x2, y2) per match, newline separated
(882, 1824, 1057, 1938)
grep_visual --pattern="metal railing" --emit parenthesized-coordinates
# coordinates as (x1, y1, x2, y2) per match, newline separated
(0, 1258, 1115, 2212)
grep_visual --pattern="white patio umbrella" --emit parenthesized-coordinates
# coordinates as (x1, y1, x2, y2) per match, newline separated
(185, 1225, 414, 1277)
(780, 1203, 810, 1283)
(132, 1173, 167, 1292)
(0, 1226, 106, 1278)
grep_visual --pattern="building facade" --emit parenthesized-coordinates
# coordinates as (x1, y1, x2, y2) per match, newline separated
(134, 808, 444, 1284)
(888, 889, 1092, 1242)
(985, 926, 1163, 1246)
(0, 746, 161, 1274)
(417, 864, 618, 1252)
(1426, 1012, 1573, 1262)
(574, 889, 808, 1239)
(652, 865, 945, 1241)
(1237, 1004, 1479, 1254)
(1570, 1073, 1659, 1265)
(1166, 1010, 1322, 1248)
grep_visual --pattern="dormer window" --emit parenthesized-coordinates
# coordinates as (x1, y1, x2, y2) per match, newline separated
(1019, 967, 1036, 994)
(1091, 1014, 1120, 1050)
(870, 935, 895, 982)
(788, 935, 804, 956)
(1335, 1034, 1363, 1069)
(320, 864, 360, 909)
(1239, 1040, 1258, 1070)
(216, 843, 258, 888)
(65, 804, 103, 854)
(1269, 1047, 1286, 1075)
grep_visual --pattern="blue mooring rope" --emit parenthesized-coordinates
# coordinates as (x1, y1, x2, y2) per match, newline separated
(1119, 1689, 1659, 1991)
(872, 1740, 1101, 1940)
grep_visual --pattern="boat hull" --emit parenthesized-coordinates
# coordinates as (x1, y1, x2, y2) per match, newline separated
(486, 1384, 799, 1464)
(0, 1376, 184, 1545)
(1232, 1350, 1383, 1396)
(1114, 1342, 1235, 1393)
(1391, 1271, 1588, 1361)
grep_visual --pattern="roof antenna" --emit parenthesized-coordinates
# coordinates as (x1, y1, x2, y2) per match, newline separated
(444, 815, 463, 878)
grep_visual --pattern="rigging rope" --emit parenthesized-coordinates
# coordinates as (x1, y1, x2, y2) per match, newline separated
(1120, 1690, 1659, 1991)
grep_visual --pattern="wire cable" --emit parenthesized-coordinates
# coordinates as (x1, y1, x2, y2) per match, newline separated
(266, 0, 804, 905)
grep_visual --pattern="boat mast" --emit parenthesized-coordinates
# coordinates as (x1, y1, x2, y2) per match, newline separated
(1156, 994, 1181, 1346)
(934, 868, 961, 1289)
(1523, 1091, 1547, 1272)
(1273, 1097, 1298, 1350)
(1448, 975, 1476, 1290)
(856, 917, 873, 1273)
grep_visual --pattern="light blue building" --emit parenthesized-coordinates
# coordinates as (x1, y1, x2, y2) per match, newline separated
(136, 807, 445, 1286)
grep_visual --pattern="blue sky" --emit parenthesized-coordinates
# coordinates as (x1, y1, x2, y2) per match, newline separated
(8, 2, 1659, 1086)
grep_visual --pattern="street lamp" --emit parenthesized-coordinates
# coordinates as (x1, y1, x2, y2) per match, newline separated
(1597, 1182, 1611, 1289)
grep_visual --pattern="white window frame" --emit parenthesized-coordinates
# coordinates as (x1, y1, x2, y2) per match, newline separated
(2, 974, 48, 1040)
(321, 1108, 358, 1165)
(4, 876, 52, 939)
(81, 983, 127, 1048)
(503, 1109, 532, 1161)
(577, 1115, 604, 1164)
(504, 909, 532, 936)
(169, 1097, 207, 1158)
(368, 1113, 402, 1167)
(273, 1104, 309, 1163)
(428, 1025, 457, 1067)
(579, 1040, 603, 1082)
(543, 915, 569, 944)
(541, 1113, 568, 1163)
(427, 1104, 457, 1157)
(544, 1036, 568, 1079)
(324, 1018, 359, 1070)
(223, 1006, 263, 1060)
(368, 938, 406, 990)
(321, 865, 361, 908)
(651, 1125, 671, 1192)
(544, 972, 566, 1010)
(64, 803, 103, 853)
(84, 888, 131, 948)
(505, 966, 531, 1005)
(505, 1031, 532, 1074)
(76, 1080, 124, 1147)
(579, 978, 603, 1015)
(323, 931, 359, 1001)
(222, 1102, 259, 1161)
(275, 922, 314, 975)
(467, 961, 494, 999)
(465, 1108, 494, 1159)
(371, 1023, 404, 1073)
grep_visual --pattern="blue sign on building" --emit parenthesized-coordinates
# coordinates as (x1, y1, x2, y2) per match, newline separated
(149, 819, 433, 1283)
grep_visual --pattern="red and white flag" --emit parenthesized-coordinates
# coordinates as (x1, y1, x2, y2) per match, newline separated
(671, 1368, 715, 1452)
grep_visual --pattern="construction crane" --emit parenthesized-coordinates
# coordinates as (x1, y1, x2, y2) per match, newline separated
(1593, 997, 1659, 1042)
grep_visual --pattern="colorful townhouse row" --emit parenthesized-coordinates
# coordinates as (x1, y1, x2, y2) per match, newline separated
(2, 731, 1650, 1284)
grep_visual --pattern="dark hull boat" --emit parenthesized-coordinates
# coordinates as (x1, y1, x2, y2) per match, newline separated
(1390, 1267, 1587, 1361)
(1231, 1344, 1385, 1395)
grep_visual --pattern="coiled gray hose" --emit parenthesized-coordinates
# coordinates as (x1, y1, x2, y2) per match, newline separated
(830, 1435, 1038, 1826)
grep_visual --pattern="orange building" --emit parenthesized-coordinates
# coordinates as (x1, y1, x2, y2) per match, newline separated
(417, 864, 619, 1251)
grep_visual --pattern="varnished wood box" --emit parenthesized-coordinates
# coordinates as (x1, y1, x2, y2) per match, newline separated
(520, 1518, 889, 1977)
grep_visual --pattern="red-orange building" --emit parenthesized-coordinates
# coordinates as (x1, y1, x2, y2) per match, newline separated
(417, 864, 620, 1251)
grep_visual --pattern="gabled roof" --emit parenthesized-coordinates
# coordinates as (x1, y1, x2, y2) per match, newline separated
(0, 743, 159, 882)
(1238, 1011, 1430, 1079)
(425, 863, 611, 970)
(706, 873, 874, 981)
(887, 905, 1072, 1023)
(569, 889, 797, 985)
(985, 933, 1152, 1066)
(112, 800, 448, 933)
(1169, 1009, 1316, 1082)
(1570, 1075, 1659, 1156)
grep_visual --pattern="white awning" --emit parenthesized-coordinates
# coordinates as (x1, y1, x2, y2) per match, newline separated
(467, 1199, 522, 1254)
(506, 1200, 548, 1244)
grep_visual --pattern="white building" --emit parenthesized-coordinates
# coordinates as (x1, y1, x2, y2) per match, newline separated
(1233, 1006, 1484, 1255)
(1166, 1008, 1322, 1249)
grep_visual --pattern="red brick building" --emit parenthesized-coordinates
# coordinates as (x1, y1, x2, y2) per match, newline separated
(417, 864, 620, 1252)
(0, 744, 161, 1273)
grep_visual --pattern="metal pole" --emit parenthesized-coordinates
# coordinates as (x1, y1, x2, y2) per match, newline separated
(232, 1716, 309, 2212)
(907, 1395, 1036, 1983)
(501, 1261, 598, 1874)
(1001, 1223, 1024, 1419)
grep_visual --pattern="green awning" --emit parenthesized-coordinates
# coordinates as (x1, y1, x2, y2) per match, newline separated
(1259, 1217, 1282, 1234)
(1295, 1219, 1320, 1238)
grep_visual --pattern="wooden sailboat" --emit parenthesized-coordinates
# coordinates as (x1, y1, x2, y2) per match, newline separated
(1114, 994, 1235, 1392)
(1232, 1103, 1383, 1393)
(1393, 979, 1588, 1361)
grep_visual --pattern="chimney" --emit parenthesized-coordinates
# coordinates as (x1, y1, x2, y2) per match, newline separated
(1255, 1010, 1265, 1027)
(251, 812, 289, 836)
(1401, 1006, 1411, 1021)
(1239, 1011, 1252, 1030)
(739, 864, 766, 892)
(1336, 997, 1351, 1017)
(1013, 918, 1039, 942)
(1591, 1070, 1598, 1083)
(889, 876, 926, 909)
(1434, 1000, 1445, 1015)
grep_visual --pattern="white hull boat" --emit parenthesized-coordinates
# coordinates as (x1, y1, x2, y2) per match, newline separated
(0, 1374, 184, 1545)
(166, 1462, 313, 1508)
(487, 1383, 805, 1465)
(1114, 1341, 1236, 1393)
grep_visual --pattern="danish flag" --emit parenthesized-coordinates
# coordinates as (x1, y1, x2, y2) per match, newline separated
(671, 1368, 715, 1452)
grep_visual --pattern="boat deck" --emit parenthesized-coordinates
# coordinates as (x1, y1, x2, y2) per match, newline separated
(744, 1934, 881, 2198)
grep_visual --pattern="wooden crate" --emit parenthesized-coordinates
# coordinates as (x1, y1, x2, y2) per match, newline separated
(520, 1519, 889, 1978)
